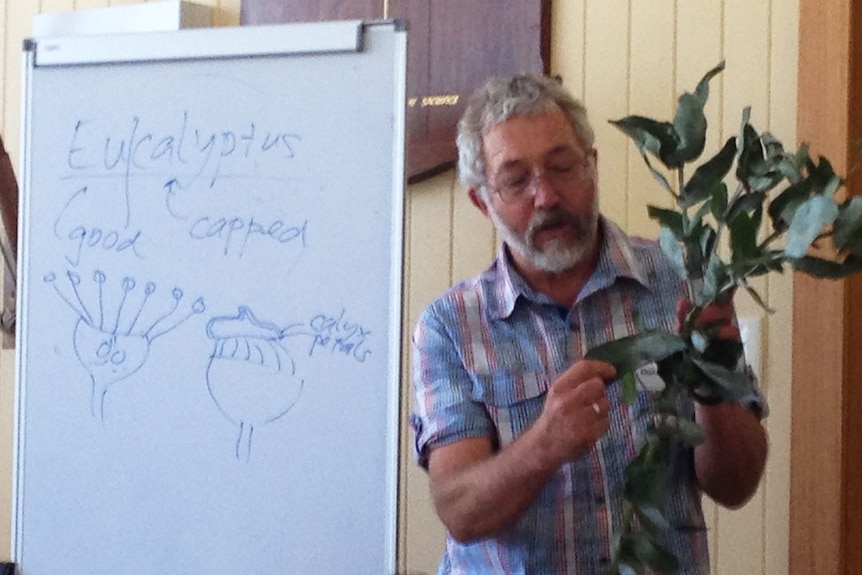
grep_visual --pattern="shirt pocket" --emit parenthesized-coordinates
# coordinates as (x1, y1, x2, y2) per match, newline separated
(471, 369, 551, 448)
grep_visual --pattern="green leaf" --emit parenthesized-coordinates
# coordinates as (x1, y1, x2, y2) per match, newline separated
(709, 182, 729, 221)
(729, 211, 761, 263)
(768, 178, 811, 232)
(808, 156, 839, 192)
(726, 191, 766, 223)
(674, 417, 707, 446)
(670, 93, 708, 165)
(702, 338, 744, 369)
(659, 227, 687, 279)
(668, 62, 725, 165)
(790, 254, 862, 278)
(701, 252, 727, 302)
(784, 195, 840, 258)
(833, 196, 862, 254)
(682, 137, 737, 209)
(647, 205, 685, 238)
(627, 532, 679, 572)
(636, 504, 672, 531)
(620, 372, 639, 404)
(736, 122, 762, 184)
(822, 174, 843, 199)
(690, 357, 755, 401)
(610, 116, 680, 168)
(585, 330, 687, 374)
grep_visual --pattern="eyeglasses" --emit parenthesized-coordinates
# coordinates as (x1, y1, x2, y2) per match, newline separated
(485, 152, 594, 204)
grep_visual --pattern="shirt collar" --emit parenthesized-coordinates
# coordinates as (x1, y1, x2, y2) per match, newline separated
(491, 216, 652, 320)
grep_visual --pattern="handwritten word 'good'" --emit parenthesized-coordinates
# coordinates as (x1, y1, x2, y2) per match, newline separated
(54, 186, 145, 266)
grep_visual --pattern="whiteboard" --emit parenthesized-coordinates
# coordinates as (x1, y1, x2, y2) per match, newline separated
(14, 20, 405, 575)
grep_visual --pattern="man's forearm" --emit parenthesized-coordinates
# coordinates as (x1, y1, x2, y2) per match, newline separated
(429, 428, 564, 542)
(694, 401, 768, 508)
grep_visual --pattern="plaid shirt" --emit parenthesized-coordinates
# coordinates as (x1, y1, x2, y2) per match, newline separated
(411, 217, 716, 575)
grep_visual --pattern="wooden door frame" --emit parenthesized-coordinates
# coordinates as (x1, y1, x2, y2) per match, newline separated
(792, 1, 862, 573)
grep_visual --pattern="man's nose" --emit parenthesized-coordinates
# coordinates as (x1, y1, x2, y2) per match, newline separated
(530, 172, 561, 207)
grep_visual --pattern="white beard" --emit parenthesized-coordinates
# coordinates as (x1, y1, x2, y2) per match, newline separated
(488, 201, 599, 273)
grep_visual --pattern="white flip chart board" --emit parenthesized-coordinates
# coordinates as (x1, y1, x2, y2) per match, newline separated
(14, 20, 406, 575)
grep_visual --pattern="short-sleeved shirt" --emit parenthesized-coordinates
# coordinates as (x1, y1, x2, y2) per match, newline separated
(411, 217, 718, 575)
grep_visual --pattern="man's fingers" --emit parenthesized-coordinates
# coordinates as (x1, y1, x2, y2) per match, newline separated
(562, 359, 617, 384)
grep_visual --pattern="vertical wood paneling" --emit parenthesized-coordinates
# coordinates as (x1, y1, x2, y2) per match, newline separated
(550, 0, 585, 101)
(40, 0, 75, 14)
(764, 2, 798, 573)
(792, 1, 859, 572)
(402, 173, 454, 575)
(626, 1, 675, 239)
(676, 1, 724, 158)
(451, 176, 496, 284)
(583, 0, 629, 226)
(74, 0, 111, 11)
(713, 3, 772, 574)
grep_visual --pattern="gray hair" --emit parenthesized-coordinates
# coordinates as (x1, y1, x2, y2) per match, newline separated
(456, 74, 595, 191)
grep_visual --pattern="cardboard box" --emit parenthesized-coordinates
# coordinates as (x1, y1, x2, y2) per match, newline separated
(32, 0, 211, 37)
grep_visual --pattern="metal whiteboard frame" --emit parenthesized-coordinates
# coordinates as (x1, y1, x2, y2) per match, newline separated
(28, 19, 365, 66)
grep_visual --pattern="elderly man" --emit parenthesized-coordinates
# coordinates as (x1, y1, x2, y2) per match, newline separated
(410, 75, 767, 574)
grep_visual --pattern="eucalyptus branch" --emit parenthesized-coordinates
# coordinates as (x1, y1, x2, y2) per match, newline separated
(587, 60, 862, 574)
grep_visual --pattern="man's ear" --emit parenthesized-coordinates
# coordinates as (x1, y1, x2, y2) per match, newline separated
(468, 187, 491, 218)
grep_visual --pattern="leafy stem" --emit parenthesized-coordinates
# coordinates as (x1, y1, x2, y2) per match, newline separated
(588, 61, 862, 574)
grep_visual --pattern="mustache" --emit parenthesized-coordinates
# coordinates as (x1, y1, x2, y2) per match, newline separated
(527, 206, 584, 238)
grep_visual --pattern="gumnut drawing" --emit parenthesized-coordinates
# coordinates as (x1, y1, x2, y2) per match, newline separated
(206, 306, 304, 462)
(46, 270, 206, 421)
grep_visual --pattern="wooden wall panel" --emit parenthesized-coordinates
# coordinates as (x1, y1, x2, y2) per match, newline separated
(763, 3, 798, 574)
(400, 173, 456, 574)
(75, 0, 111, 10)
(40, 0, 76, 13)
(712, 4, 772, 573)
(584, 0, 630, 227)
(626, 1, 675, 239)
(792, 1, 862, 573)
(451, 179, 495, 284)
(549, 0, 585, 101)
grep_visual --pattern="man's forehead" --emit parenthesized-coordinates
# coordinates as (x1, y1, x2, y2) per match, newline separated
(481, 110, 585, 172)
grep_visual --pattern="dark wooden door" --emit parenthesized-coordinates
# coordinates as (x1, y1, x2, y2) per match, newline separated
(241, 0, 550, 182)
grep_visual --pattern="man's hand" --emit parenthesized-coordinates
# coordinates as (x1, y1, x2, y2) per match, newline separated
(534, 359, 616, 466)
(675, 297, 740, 342)
(673, 295, 769, 508)
(426, 358, 616, 541)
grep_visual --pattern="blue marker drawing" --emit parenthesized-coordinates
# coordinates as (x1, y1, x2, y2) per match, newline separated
(206, 306, 304, 462)
(45, 269, 206, 421)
